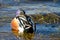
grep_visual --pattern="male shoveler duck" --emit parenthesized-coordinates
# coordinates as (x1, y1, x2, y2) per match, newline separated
(11, 9, 36, 33)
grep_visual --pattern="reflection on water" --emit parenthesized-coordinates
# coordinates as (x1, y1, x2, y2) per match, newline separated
(12, 29, 34, 40)
(12, 28, 60, 40)
(0, 23, 60, 40)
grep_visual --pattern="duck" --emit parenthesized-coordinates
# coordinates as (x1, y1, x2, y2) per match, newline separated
(11, 9, 36, 34)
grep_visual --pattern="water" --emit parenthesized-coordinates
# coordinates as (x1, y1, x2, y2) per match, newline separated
(0, 1, 60, 40)
(0, 2, 60, 14)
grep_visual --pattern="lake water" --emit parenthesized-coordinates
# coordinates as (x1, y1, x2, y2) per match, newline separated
(0, 1, 60, 40)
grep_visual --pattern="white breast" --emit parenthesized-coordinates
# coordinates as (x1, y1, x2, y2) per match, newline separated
(18, 27, 24, 33)
(16, 18, 24, 33)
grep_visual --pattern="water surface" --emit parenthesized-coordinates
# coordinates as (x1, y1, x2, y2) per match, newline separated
(0, 2, 60, 40)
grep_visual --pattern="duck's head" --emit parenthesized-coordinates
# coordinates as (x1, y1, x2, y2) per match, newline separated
(16, 9, 25, 17)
